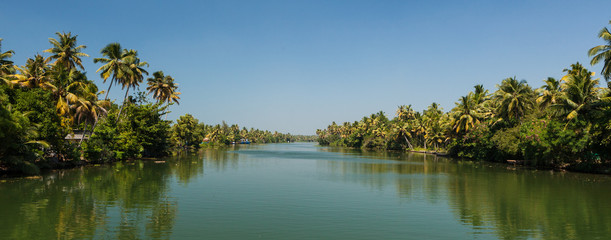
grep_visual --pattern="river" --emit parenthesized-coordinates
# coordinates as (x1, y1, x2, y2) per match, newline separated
(1, 142, 610, 239)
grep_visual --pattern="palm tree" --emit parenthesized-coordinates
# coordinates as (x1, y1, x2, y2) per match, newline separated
(493, 77, 534, 122)
(44, 32, 89, 71)
(588, 20, 611, 81)
(0, 38, 15, 79)
(552, 63, 601, 124)
(94, 43, 129, 100)
(536, 77, 561, 110)
(396, 105, 415, 121)
(391, 122, 413, 150)
(146, 71, 181, 106)
(52, 67, 90, 117)
(450, 96, 481, 133)
(116, 50, 148, 119)
(10, 55, 56, 90)
(72, 96, 109, 145)
(472, 84, 489, 105)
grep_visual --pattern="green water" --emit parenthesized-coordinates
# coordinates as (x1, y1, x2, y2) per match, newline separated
(1, 143, 610, 239)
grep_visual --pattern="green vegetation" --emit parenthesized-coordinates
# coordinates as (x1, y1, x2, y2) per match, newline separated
(170, 113, 316, 150)
(317, 20, 611, 173)
(0, 33, 302, 176)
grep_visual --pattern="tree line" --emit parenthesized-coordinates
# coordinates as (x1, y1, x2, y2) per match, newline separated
(317, 20, 611, 172)
(0, 32, 302, 175)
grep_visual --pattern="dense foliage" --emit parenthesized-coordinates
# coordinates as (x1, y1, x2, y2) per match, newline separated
(317, 21, 611, 172)
(0, 33, 303, 175)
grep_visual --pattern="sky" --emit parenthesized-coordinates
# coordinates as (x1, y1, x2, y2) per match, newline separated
(1, 0, 610, 135)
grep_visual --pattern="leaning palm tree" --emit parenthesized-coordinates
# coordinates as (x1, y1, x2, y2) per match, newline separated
(93, 43, 129, 100)
(10, 55, 56, 90)
(0, 38, 15, 78)
(391, 122, 413, 150)
(44, 32, 89, 71)
(493, 77, 535, 122)
(588, 20, 611, 81)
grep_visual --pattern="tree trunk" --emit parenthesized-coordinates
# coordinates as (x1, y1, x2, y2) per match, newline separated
(403, 135, 414, 150)
(79, 122, 88, 146)
(116, 87, 130, 123)
(104, 78, 114, 100)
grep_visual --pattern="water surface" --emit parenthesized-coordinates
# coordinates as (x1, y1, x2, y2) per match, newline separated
(1, 142, 610, 239)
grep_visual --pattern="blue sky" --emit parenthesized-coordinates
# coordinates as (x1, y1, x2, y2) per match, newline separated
(1, 0, 610, 134)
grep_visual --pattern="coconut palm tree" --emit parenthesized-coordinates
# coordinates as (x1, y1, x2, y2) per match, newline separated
(589, 20, 611, 81)
(391, 122, 413, 150)
(10, 55, 55, 90)
(494, 77, 535, 122)
(536, 77, 561, 110)
(450, 95, 481, 133)
(44, 32, 89, 71)
(52, 67, 91, 117)
(94, 43, 130, 100)
(552, 63, 601, 124)
(146, 71, 181, 106)
(0, 38, 15, 79)
(72, 96, 109, 145)
(396, 105, 415, 122)
(116, 50, 148, 120)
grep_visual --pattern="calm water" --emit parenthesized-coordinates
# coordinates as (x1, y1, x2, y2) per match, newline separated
(1, 142, 611, 239)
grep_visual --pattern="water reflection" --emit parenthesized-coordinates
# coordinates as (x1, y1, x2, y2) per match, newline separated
(1, 143, 610, 239)
(317, 145, 611, 239)
(0, 161, 178, 239)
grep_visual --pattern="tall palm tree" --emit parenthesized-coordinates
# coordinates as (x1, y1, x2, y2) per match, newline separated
(93, 43, 129, 100)
(494, 77, 535, 122)
(10, 55, 55, 90)
(44, 32, 89, 71)
(588, 20, 611, 81)
(0, 38, 15, 79)
(536, 77, 561, 110)
(116, 50, 148, 119)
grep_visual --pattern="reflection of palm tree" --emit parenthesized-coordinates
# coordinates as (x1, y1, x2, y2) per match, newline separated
(589, 20, 611, 81)
(43, 32, 89, 71)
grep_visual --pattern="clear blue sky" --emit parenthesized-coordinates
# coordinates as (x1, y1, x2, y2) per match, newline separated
(2, 0, 610, 135)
